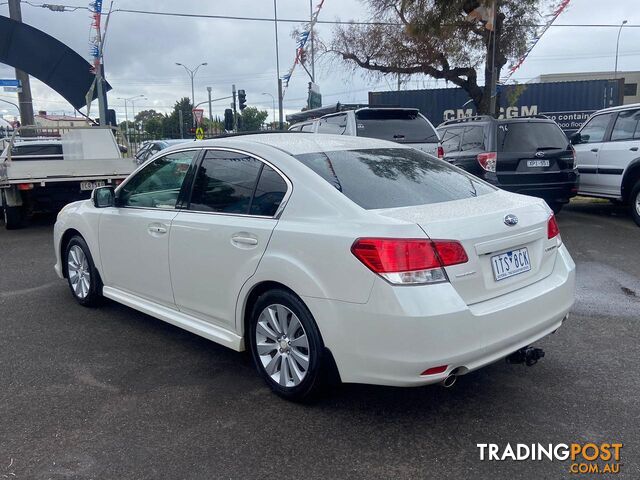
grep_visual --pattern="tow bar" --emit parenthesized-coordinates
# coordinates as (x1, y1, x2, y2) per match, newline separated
(506, 346, 545, 366)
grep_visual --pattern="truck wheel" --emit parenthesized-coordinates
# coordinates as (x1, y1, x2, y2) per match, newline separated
(3, 205, 24, 230)
(630, 181, 640, 227)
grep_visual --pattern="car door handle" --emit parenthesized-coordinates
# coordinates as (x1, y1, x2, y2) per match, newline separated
(630, 147, 639, 151)
(590, 148, 599, 153)
(148, 223, 167, 235)
(231, 235, 258, 247)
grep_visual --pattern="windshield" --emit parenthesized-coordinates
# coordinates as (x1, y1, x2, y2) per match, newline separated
(497, 122, 568, 152)
(294, 148, 494, 210)
(355, 110, 439, 143)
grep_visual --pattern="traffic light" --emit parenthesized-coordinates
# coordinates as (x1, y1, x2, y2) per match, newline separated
(224, 109, 234, 131)
(238, 89, 247, 110)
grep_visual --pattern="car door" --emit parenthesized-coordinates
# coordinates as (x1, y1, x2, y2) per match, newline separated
(98, 149, 200, 308)
(574, 112, 614, 194)
(169, 149, 290, 330)
(596, 109, 640, 197)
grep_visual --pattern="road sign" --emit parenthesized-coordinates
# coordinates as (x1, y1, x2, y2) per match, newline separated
(0, 79, 21, 88)
(195, 127, 205, 140)
(192, 108, 204, 125)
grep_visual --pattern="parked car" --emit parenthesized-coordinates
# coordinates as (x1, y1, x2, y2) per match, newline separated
(437, 115, 579, 213)
(290, 107, 442, 158)
(135, 139, 193, 165)
(54, 133, 575, 401)
(571, 103, 640, 226)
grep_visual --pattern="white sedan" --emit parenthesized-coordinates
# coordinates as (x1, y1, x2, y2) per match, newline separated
(54, 133, 575, 401)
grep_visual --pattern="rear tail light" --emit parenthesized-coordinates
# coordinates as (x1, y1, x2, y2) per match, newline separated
(437, 145, 444, 159)
(570, 145, 577, 168)
(114, 179, 123, 186)
(351, 238, 468, 285)
(17, 183, 34, 190)
(477, 152, 497, 172)
(547, 214, 560, 240)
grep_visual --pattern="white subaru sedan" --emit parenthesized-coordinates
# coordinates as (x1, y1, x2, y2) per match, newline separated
(54, 133, 575, 401)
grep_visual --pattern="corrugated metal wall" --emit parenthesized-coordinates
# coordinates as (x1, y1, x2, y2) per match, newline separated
(369, 79, 624, 133)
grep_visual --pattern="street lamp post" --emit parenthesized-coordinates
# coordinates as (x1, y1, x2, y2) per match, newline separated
(614, 20, 628, 80)
(130, 96, 147, 132)
(262, 93, 276, 129)
(175, 62, 208, 110)
(117, 94, 145, 139)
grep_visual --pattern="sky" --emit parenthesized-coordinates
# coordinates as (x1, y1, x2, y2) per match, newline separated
(0, 0, 639, 125)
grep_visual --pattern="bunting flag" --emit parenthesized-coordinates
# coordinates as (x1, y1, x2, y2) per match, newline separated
(281, 0, 325, 97)
(88, 0, 103, 74)
(502, 0, 571, 83)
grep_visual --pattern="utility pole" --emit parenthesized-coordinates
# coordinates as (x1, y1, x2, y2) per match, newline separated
(207, 86, 213, 123)
(232, 84, 238, 132)
(8, 0, 35, 127)
(489, 0, 499, 117)
(614, 20, 628, 80)
(309, 0, 315, 82)
(178, 110, 184, 139)
(274, 0, 284, 130)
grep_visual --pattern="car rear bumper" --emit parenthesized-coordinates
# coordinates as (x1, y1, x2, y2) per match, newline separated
(303, 244, 575, 387)
(487, 170, 580, 203)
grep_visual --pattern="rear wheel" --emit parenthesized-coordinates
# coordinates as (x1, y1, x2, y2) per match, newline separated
(548, 202, 563, 214)
(248, 289, 327, 401)
(630, 181, 640, 227)
(3, 205, 24, 230)
(65, 236, 102, 307)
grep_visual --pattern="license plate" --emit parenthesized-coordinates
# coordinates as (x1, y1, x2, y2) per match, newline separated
(527, 160, 550, 167)
(80, 180, 106, 191)
(491, 247, 531, 281)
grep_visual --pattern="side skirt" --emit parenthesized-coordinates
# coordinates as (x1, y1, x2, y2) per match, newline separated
(102, 286, 244, 351)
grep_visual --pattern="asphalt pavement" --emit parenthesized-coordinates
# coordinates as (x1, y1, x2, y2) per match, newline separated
(0, 199, 638, 479)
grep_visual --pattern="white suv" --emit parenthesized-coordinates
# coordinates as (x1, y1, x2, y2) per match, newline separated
(572, 104, 640, 226)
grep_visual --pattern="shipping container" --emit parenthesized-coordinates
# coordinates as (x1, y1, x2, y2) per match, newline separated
(369, 79, 624, 134)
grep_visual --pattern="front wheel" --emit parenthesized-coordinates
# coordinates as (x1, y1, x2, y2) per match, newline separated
(65, 236, 102, 307)
(630, 181, 640, 227)
(248, 289, 328, 401)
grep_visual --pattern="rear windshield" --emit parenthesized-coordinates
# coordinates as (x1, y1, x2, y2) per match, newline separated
(10, 144, 63, 160)
(294, 148, 494, 210)
(497, 122, 568, 152)
(355, 110, 439, 143)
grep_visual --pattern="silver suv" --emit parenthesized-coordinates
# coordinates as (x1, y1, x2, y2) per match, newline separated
(572, 103, 640, 226)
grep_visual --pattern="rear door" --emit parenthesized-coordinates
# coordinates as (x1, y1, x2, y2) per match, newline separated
(495, 120, 573, 188)
(169, 149, 290, 330)
(596, 109, 640, 196)
(574, 112, 615, 193)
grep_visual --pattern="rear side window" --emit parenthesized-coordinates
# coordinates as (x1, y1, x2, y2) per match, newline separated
(611, 109, 640, 141)
(439, 128, 462, 153)
(316, 114, 347, 134)
(11, 144, 63, 160)
(497, 122, 568, 152)
(250, 165, 288, 216)
(189, 151, 262, 214)
(294, 148, 494, 210)
(460, 126, 485, 151)
(355, 110, 438, 143)
(300, 123, 315, 132)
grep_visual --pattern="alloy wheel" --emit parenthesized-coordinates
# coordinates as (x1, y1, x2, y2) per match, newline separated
(255, 304, 310, 388)
(67, 245, 91, 299)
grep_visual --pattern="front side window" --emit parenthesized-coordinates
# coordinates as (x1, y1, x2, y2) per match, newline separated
(611, 109, 640, 141)
(119, 150, 197, 208)
(579, 113, 614, 143)
(189, 150, 262, 214)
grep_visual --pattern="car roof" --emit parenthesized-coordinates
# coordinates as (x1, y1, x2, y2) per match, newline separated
(438, 116, 555, 128)
(590, 102, 640, 114)
(165, 133, 408, 156)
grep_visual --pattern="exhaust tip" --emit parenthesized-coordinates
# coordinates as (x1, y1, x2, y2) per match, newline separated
(441, 374, 457, 388)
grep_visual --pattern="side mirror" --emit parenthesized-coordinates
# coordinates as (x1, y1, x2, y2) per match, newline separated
(92, 186, 115, 208)
(570, 132, 583, 145)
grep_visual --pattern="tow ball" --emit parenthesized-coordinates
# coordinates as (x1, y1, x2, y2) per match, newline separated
(506, 346, 545, 366)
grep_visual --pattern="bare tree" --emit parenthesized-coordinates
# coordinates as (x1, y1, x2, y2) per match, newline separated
(328, 0, 544, 114)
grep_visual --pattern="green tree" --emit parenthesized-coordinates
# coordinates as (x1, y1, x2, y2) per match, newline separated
(239, 106, 269, 131)
(163, 97, 194, 138)
(328, 0, 542, 114)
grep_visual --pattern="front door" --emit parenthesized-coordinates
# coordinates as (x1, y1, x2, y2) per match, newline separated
(169, 149, 290, 330)
(99, 149, 199, 308)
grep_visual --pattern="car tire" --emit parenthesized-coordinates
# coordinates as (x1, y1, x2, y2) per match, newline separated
(630, 181, 640, 227)
(64, 235, 102, 307)
(548, 202, 563, 214)
(3, 205, 24, 230)
(248, 289, 328, 401)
